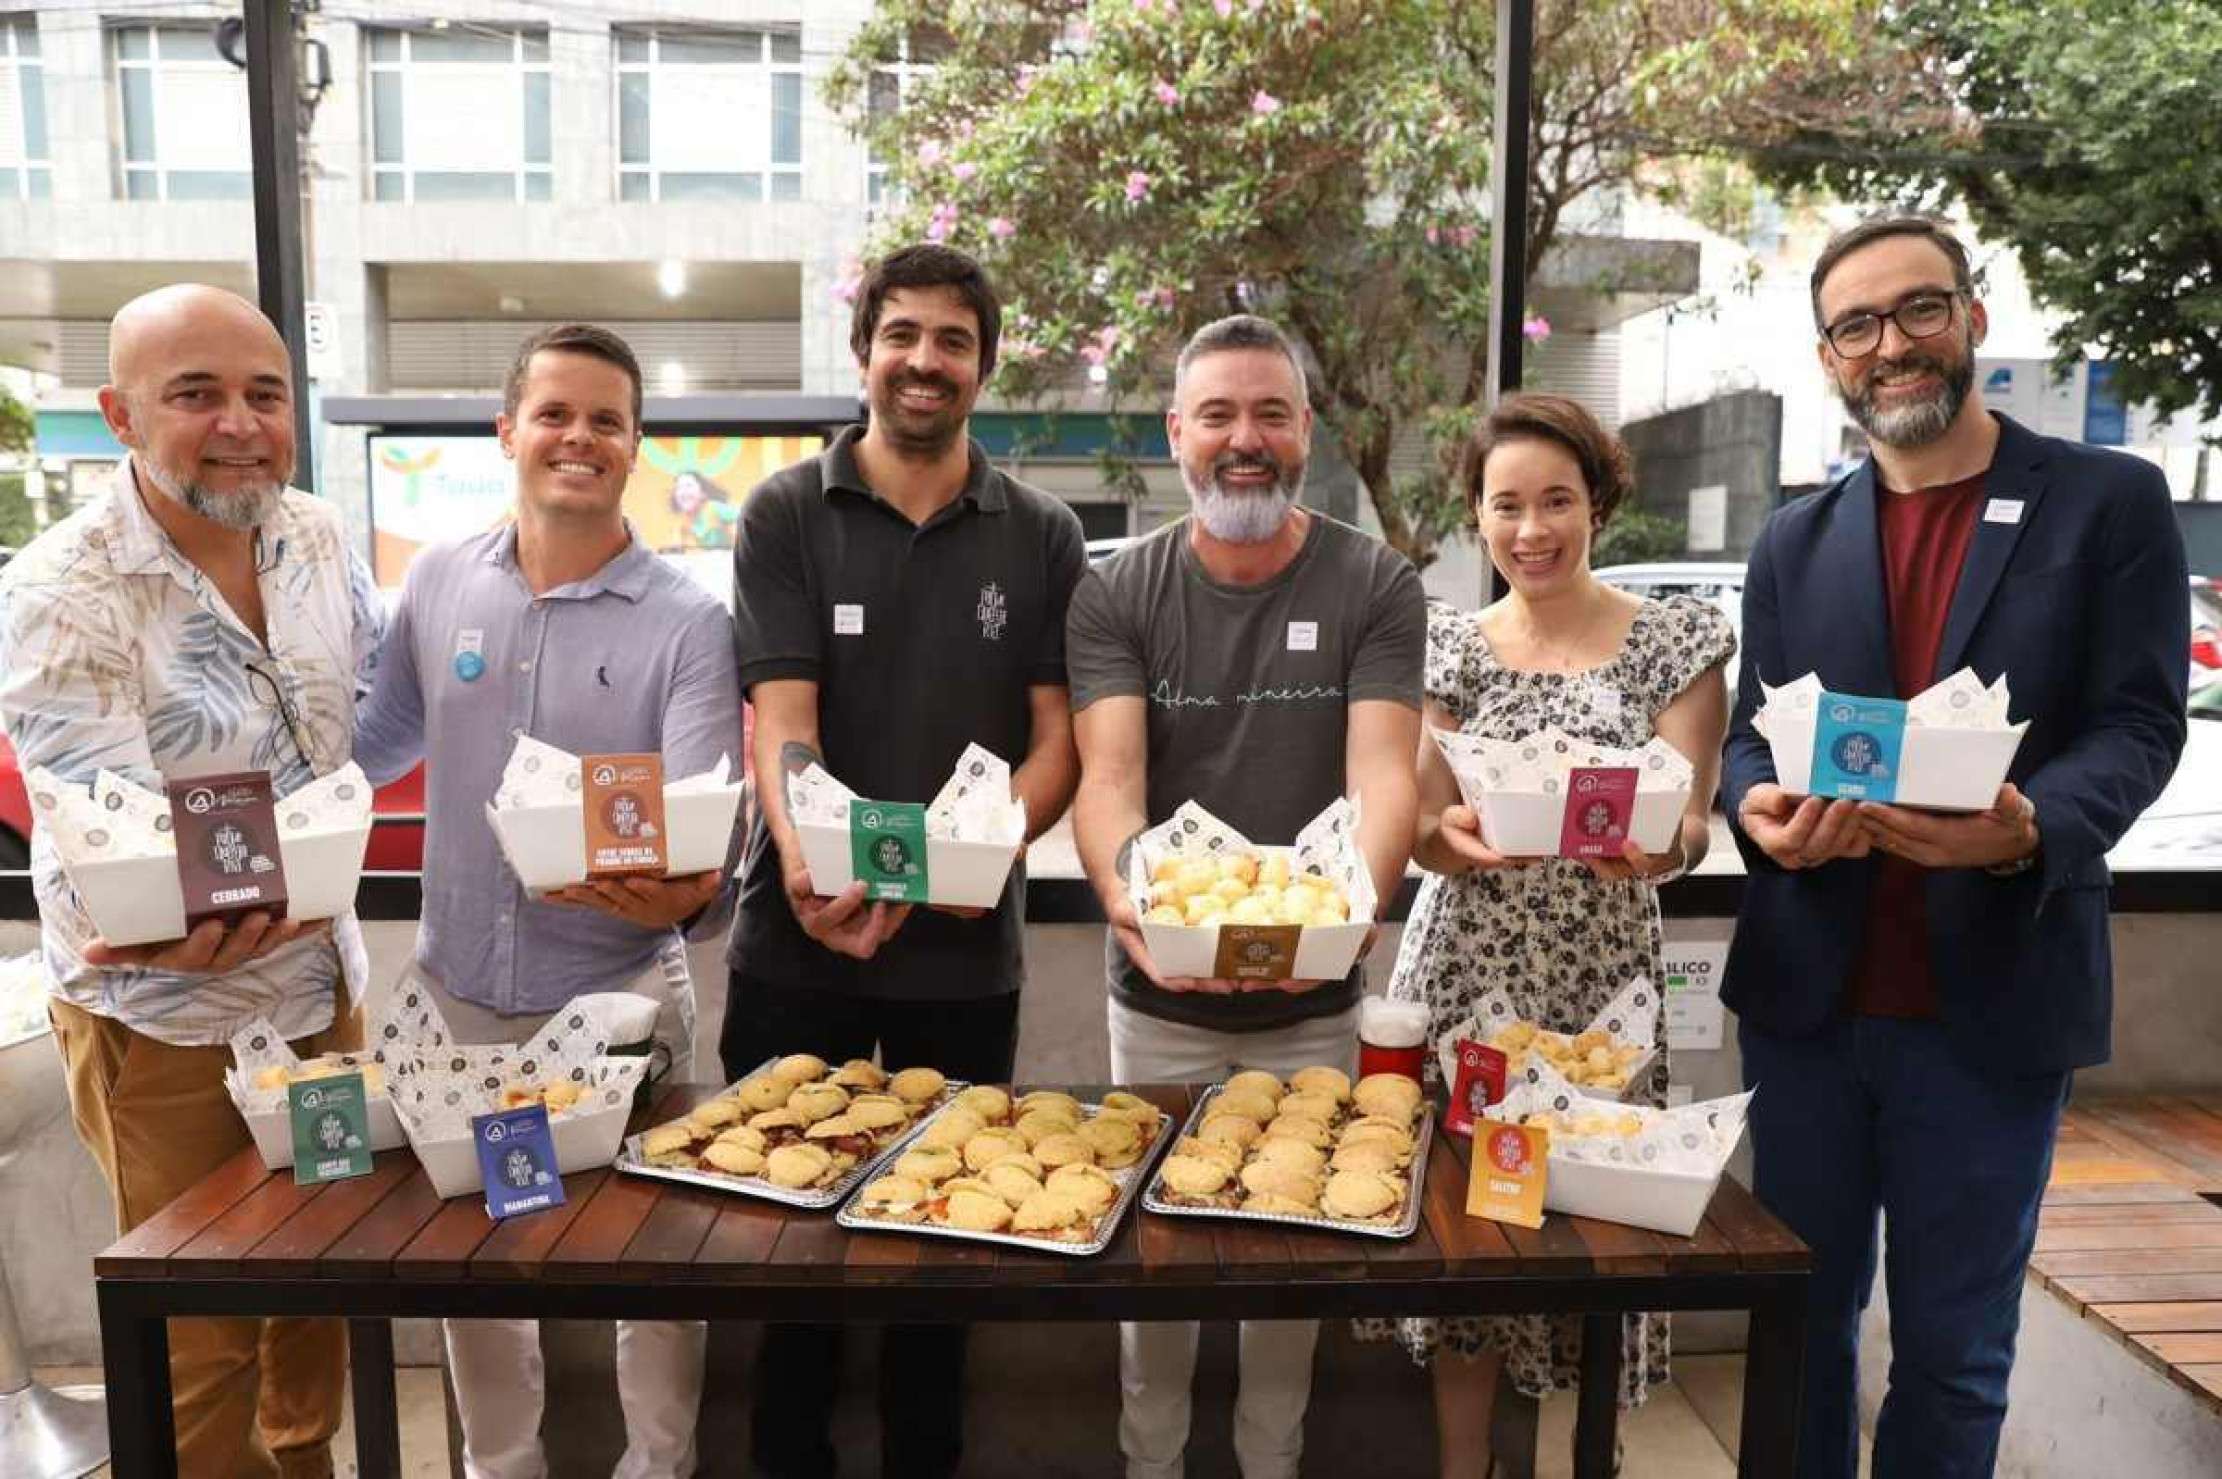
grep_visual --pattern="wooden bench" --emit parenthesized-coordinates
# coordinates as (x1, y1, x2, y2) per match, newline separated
(2029, 1095, 2222, 1413)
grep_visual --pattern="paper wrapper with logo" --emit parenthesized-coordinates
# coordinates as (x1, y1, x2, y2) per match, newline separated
(484, 735, 742, 891)
(1755, 669, 2026, 812)
(225, 1017, 405, 1169)
(1430, 725, 1692, 858)
(26, 763, 375, 947)
(1487, 1059, 1753, 1236)
(1125, 799, 1377, 984)
(1434, 976, 1659, 1102)
(371, 985, 655, 1198)
(790, 743, 1027, 909)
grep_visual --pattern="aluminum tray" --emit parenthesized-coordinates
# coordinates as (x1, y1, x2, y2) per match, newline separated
(835, 1093, 1175, 1258)
(613, 1059, 965, 1211)
(1140, 1084, 1432, 1241)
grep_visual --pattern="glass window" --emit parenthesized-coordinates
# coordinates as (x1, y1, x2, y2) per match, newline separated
(363, 26, 554, 203)
(108, 26, 250, 201)
(865, 34, 933, 210)
(610, 26, 803, 202)
(0, 16, 49, 199)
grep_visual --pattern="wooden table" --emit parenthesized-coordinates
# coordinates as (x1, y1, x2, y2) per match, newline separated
(94, 1084, 1810, 1478)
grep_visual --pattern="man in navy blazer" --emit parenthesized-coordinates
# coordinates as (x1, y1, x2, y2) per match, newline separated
(1721, 216, 2187, 1479)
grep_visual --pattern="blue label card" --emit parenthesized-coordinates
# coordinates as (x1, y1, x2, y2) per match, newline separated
(472, 1104, 567, 1220)
(1810, 691, 1906, 802)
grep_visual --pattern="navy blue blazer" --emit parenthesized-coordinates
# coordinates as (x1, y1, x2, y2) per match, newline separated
(1720, 413, 2189, 1075)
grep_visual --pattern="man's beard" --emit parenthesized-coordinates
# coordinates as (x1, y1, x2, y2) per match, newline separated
(1185, 449, 1303, 544)
(141, 455, 283, 531)
(874, 370, 967, 456)
(1839, 333, 1976, 449)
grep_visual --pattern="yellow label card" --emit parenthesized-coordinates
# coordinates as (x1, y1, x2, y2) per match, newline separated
(1467, 1121, 1549, 1229)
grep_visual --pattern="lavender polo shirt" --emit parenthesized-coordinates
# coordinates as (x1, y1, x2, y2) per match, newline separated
(354, 525, 742, 1017)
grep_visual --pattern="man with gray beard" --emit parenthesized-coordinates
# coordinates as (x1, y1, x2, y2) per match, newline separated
(1722, 216, 2188, 1479)
(1067, 314, 1422, 1479)
(0, 284, 384, 1476)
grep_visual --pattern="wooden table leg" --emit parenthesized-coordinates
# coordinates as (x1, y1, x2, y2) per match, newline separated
(1738, 1290, 1807, 1479)
(96, 1281, 175, 1479)
(1573, 1311, 1622, 1479)
(349, 1318, 401, 1479)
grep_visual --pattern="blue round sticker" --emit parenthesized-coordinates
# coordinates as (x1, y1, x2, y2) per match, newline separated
(453, 650, 485, 682)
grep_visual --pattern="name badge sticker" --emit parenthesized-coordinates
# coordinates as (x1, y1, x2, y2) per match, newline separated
(833, 604, 865, 636)
(453, 628, 486, 683)
(1983, 498, 2024, 525)
(1286, 620, 1319, 653)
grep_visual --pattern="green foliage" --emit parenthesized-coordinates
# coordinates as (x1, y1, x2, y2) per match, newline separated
(831, 0, 1879, 568)
(0, 384, 30, 457)
(1592, 506, 1687, 566)
(1748, 0, 2222, 426)
(0, 474, 34, 549)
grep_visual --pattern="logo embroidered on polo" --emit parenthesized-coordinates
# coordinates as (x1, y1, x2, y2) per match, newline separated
(976, 582, 1008, 641)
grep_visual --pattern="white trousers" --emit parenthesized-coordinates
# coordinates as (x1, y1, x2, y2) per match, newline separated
(404, 949, 705, 1479)
(1107, 995, 1361, 1479)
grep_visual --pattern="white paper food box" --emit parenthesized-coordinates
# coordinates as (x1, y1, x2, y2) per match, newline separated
(1540, 1155, 1725, 1238)
(795, 827, 1019, 910)
(374, 989, 656, 1200)
(790, 745, 1025, 909)
(485, 754, 743, 892)
(225, 1025, 407, 1170)
(1435, 976, 1660, 1105)
(29, 766, 375, 948)
(239, 1090, 406, 1171)
(403, 1093, 635, 1200)
(1757, 670, 2027, 813)
(1490, 1066, 1750, 1237)
(1129, 800, 1376, 984)
(1763, 716, 2025, 812)
(1429, 728, 1689, 858)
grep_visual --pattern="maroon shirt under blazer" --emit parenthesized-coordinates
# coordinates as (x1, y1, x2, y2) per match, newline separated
(1849, 473, 1987, 1019)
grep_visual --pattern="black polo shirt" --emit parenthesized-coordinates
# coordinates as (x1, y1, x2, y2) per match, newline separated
(726, 424, 1087, 1000)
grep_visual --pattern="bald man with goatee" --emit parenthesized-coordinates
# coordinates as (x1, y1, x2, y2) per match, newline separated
(0, 284, 385, 1477)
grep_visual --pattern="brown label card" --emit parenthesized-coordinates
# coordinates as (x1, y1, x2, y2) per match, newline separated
(1212, 923, 1302, 982)
(166, 771, 289, 931)
(582, 753, 667, 878)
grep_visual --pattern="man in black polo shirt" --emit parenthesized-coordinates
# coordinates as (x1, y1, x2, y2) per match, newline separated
(724, 243, 1085, 1479)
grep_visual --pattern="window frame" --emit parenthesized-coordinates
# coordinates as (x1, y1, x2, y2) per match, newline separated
(364, 25, 553, 205)
(109, 22, 250, 202)
(612, 25, 804, 205)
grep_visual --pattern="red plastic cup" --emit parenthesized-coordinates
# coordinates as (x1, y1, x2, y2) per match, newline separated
(1358, 997, 1430, 1083)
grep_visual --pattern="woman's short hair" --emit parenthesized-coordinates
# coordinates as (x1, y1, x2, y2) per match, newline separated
(1460, 392, 1633, 527)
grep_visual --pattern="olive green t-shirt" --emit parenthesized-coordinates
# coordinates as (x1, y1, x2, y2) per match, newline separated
(1065, 513, 1425, 1031)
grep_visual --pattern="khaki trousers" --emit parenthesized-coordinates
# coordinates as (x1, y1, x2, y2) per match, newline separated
(49, 991, 360, 1479)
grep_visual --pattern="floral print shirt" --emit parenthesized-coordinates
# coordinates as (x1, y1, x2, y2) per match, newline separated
(0, 461, 385, 1045)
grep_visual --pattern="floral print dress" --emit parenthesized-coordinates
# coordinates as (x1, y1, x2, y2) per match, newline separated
(1354, 594, 1735, 1405)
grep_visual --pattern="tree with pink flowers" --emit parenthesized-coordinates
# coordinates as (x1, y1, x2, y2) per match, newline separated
(830, 0, 1878, 569)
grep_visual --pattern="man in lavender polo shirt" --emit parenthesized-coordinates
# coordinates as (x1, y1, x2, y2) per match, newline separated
(355, 324, 739, 1479)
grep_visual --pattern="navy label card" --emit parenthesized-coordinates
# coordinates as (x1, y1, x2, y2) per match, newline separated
(1811, 692, 1906, 802)
(472, 1104, 566, 1220)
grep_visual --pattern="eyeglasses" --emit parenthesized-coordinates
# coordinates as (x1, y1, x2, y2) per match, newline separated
(1820, 289, 1965, 358)
(245, 658, 321, 772)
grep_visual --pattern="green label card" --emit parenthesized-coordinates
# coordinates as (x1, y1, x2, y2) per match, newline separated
(850, 800, 930, 902)
(290, 1071, 374, 1186)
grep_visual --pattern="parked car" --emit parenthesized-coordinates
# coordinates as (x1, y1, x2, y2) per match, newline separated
(2191, 577, 2221, 691)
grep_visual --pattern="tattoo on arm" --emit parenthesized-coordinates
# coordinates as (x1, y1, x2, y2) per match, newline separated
(779, 740, 823, 777)
(779, 740, 823, 813)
